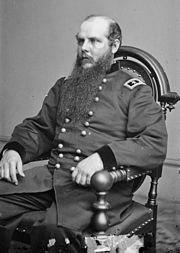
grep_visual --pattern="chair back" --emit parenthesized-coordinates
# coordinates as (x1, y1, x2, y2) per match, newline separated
(114, 46, 170, 192)
(114, 46, 170, 103)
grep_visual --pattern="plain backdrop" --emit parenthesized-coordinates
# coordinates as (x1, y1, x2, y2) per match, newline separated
(0, 0, 180, 201)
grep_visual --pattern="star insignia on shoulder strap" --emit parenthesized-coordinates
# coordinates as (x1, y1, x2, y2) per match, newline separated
(123, 78, 145, 90)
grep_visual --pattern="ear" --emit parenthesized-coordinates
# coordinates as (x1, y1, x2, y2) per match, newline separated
(111, 39, 120, 54)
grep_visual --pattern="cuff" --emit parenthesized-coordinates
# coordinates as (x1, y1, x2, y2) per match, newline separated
(96, 145, 117, 170)
(0, 141, 26, 160)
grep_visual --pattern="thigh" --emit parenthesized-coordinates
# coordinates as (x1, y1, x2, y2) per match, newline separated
(0, 190, 54, 221)
(0, 190, 54, 251)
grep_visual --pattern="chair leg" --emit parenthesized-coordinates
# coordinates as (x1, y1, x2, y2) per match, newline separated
(142, 233, 156, 253)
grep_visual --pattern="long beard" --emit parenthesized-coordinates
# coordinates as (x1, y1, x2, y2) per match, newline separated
(58, 51, 113, 124)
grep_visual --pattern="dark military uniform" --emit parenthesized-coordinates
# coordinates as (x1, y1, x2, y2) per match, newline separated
(0, 68, 167, 251)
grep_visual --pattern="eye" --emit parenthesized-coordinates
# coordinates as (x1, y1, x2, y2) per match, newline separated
(76, 36, 84, 46)
(90, 38, 100, 44)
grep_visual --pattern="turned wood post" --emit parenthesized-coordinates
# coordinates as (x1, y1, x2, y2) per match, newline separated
(90, 170, 113, 234)
(90, 169, 127, 234)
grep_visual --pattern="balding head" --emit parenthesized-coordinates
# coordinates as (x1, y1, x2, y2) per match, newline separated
(83, 15, 122, 49)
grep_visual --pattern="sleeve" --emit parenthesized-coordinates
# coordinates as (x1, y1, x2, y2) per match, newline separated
(0, 78, 65, 164)
(97, 85, 168, 170)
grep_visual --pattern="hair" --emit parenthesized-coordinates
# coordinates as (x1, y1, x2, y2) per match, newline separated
(83, 15, 122, 50)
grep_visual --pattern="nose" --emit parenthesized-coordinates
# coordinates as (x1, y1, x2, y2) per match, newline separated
(81, 39, 90, 52)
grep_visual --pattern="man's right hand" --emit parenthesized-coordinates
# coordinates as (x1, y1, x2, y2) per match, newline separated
(0, 150, 25, 185)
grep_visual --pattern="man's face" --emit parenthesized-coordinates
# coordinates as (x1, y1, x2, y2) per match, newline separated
(76, 18, 112, 69)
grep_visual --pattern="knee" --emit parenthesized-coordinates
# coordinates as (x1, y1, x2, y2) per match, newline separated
(32, 220, 66, 242)
(31, 224, 68, 253)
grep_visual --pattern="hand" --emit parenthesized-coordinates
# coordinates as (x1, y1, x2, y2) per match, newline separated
(0, 150, 25, 185)
(71, 153, 103, 186)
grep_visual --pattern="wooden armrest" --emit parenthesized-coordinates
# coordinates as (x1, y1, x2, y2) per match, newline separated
(91, 167, 152, 192)
(159, 91, 180, 105)
(90, 167, 152, 233)
(159, 91, 180, 112)
(90, 166, 162, 233)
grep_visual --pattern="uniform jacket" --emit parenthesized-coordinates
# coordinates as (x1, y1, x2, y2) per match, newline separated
(0, 68, 167, 231)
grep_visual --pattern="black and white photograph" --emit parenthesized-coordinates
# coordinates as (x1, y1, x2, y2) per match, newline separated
(0, 1, 179, 252)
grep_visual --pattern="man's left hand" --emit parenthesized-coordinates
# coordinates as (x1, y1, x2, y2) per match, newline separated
(71, 153, 103, 186)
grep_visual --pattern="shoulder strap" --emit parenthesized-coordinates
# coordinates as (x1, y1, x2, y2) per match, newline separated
(123, 78, 145, 90)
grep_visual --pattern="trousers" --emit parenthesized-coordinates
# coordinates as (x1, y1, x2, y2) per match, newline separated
(0, 190, 85, 253)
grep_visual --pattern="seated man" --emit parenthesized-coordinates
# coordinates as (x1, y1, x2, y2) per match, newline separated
(0, 15, 167, 253)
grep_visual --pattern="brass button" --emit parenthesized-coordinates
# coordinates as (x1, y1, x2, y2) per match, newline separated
(74, 156, 80, 162)
(64, 118, 70, 123)
(94, 97, 99, 102)
(55, 163, 61, 169)
(88, 111, 94, 116)
(70, 166, 76, 172)
(102, 78, 107, 83)
(61, 128, 66, 133)
(81, 130, 87, 136)
(76, 149, 81, 154)
(58, 143, 63, 149)
(84, 121, 90, 127)
(59, 153, 64, 158)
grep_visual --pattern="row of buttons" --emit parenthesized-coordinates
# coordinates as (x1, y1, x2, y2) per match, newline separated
(55, 78, 107, 169)
(55, 142, 83, 168)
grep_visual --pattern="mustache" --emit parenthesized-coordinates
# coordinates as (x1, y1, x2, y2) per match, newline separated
(77, 54, 94, 63)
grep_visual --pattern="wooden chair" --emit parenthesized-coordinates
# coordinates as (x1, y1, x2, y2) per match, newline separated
(11, 46, 180, 253)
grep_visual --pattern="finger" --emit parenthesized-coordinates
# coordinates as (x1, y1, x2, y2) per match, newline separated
(79, 174, 87, 186)
(86, 176, 91, 185)
(9, 162, 18, 185)
(4, 163, 11, 182)
(2, 163, 9, 179)
(0, 163, 5, 178)
(71, 168, 79, 181)
(0, 161, 2, 178)
(16, 159, 25, 177)
(75, 172, 82, 185)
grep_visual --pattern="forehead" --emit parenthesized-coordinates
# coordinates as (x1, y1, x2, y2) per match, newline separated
(78, 18, 109, 38)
